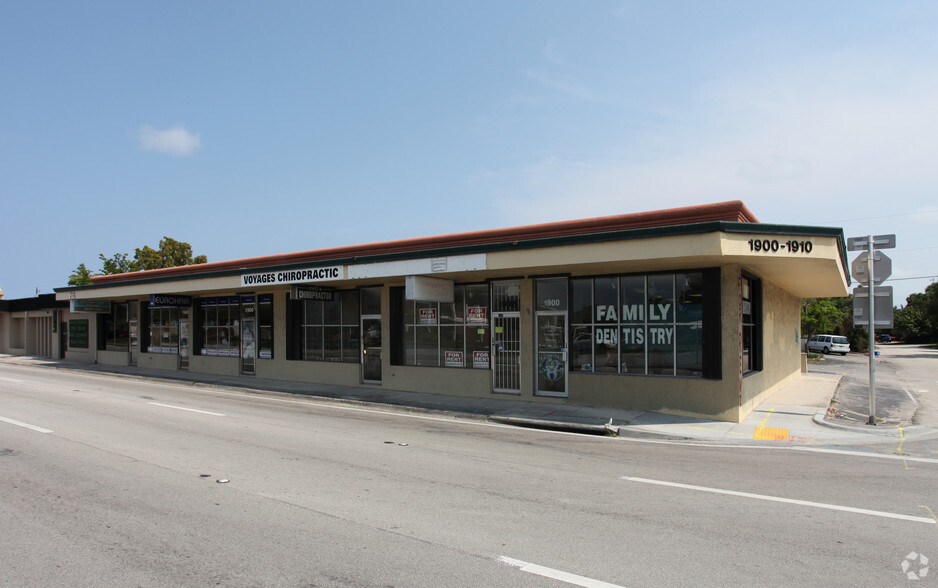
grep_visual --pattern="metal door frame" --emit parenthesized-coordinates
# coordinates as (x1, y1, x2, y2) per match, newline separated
(490, 279, 522, 395)
(361, 314, 382, 384)
(239, 296, 256, 375)
(535, 310, 568, 397)
(178, 305, 191, 371)
(129, 301, 139, 366)
(492, 310, 521, 394)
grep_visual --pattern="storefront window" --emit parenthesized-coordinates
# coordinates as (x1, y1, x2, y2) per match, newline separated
(571, 272, 707, 377)
(676, 273, 704, 375)
(302, 290, 359, 362)
(104, 302, 129, 351)
(742, 275, 762, 373)
(403, 284, 489, 368)
(200, 297, 240, 357)
(148, 306, 179, 354)
(620, 275, 646, 374)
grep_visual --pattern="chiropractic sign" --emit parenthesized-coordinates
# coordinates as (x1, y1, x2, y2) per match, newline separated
(241, 266, 344, 287)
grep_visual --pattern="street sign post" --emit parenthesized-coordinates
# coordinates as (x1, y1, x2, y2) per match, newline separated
(848, 233, 896, 426)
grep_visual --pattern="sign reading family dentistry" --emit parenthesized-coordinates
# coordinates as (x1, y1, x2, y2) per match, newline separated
(241, 266, 343, 287)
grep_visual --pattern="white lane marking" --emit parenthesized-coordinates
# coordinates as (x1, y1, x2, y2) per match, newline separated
(0, 415, 54, 433)
(498, 556, 624, 588)
(0, 376, 25, 383)
(902, 385, 918, 404)
(790, 447, 938, 465)
(147, 402, 225, 416)
(621, 476, 936, 525)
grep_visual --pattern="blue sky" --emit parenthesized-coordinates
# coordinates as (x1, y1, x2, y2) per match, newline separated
(2, 1, 937, 306)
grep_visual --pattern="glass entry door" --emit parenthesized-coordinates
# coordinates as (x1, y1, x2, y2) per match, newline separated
(535, 278, 568, 397)
(536, 313, 567, 396)
(178, 306, 191, 371)
(240, 296, 256, 375)
(129, 301, 139, 366)
(361, 317, 382, 383)
(361, 287, 382, 384)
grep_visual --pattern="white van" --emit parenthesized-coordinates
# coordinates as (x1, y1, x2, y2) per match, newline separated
(807, 334, 850, 355)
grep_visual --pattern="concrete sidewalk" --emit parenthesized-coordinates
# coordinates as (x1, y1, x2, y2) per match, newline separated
(3, 354, 934, 446)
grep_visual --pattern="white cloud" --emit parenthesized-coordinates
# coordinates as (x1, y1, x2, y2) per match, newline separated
(489, 39, 938, 227)
(136, 124, 202, 156)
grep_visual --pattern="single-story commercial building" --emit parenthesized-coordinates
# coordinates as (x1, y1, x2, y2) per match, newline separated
(50, 201, 849, 422)
(0, 293, 69, 359)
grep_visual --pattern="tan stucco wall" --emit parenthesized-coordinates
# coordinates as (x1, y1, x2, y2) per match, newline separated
(98, 349, 132, 367)
(189, 355, 240, 376)
(255, 357, 361, 386)
(739, 275, 802, 417)
(0, 313, 15, 353)
(139, 352, 183, 371)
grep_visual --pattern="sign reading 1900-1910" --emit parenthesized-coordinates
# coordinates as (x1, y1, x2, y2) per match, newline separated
(747, 238, 813, 254)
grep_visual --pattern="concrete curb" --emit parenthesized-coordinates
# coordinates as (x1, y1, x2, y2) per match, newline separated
(811, 410, 935, 437)
(487, 416, 612, 435)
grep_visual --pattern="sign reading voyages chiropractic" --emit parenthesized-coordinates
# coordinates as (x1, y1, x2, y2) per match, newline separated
(241, 266, 343, 287)
(291, 285, 335, 301)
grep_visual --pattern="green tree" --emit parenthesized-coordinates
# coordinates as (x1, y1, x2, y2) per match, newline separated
(893, 284, 938, 343)
(801, 297, 849, 339)
(68, 238, 207, 285)
(133, 237, 207, 271)
(67, 263, 94, 286)
(801, 296, 872, 351)
(98, 252, 138, 275)
(894, 303, 931, 342)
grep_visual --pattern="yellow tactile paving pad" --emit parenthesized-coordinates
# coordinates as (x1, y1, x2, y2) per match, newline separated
(753, 426, 789, 441)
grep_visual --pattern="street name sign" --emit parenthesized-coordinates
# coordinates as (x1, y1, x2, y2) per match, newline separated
(847, 234, 896, 251)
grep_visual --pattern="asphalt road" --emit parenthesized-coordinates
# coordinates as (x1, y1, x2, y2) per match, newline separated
(2, 362, 938, 587)
(816, 343, 938, 429)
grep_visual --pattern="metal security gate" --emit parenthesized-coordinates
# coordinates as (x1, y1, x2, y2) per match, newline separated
(491, 280, 521, 394)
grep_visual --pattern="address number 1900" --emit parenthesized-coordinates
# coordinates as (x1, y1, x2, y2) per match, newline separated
(748, 239, 813, 254)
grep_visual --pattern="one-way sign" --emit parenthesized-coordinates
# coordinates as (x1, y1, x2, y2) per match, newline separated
(847, 234, 896, 251)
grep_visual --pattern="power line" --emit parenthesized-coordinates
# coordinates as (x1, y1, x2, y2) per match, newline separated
(821, 208, 938, 224)
(885, 275, 937, 282)
(893, 245, 938, 253)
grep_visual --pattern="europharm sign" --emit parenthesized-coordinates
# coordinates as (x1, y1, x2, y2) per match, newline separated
(241, 266, 343, 287)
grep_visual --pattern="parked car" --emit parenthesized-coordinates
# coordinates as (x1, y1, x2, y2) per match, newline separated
(807, 334, 850, 355)
(876, 334, 892, 343)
